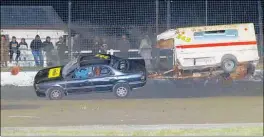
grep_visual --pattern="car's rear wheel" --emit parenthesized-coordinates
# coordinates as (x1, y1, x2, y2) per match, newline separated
(46, 87, 64, 100)
(113, 83, 130, 98)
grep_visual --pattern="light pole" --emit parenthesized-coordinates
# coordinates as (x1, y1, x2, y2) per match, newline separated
(68, 0, 72, 60)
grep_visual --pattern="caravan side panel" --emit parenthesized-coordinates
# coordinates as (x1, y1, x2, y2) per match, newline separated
(175, 23, 259, 68)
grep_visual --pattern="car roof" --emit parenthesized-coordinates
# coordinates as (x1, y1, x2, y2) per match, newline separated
(77, 54, 109, 65)
(78, 54, 119, 61)
(78, 53, 124, 67)
(79, 59, 110, 67)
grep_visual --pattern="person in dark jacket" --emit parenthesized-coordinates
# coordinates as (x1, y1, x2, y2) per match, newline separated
(56, 36, 67, 65)
(116, 35, 130, 58)
(30, 35, 44, 67)
(9, 36, 20, 62)
(43, 36, 55, 66)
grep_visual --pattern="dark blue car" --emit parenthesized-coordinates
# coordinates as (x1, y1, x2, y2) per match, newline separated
(33, 54, 147, 100)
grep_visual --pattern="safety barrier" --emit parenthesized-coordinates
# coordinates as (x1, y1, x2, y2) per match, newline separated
(6, 49, 169, 67)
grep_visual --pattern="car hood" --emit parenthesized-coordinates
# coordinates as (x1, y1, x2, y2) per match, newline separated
(34, 66, 64, 84)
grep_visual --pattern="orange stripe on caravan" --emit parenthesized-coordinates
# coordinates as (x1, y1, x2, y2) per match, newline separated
(176, 41, 257, 49)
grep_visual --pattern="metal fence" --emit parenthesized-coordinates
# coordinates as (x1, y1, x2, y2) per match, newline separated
(1, 0, 263, 68)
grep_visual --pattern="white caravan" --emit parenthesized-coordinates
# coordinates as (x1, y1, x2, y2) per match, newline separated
(154, 23, 259, 79)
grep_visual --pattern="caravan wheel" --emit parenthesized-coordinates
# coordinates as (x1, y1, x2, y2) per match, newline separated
(221, 55, 238, 73)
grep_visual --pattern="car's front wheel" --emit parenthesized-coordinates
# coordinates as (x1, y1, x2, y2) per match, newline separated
(46, 87, 64, 100)
(113, 83, 130, 98)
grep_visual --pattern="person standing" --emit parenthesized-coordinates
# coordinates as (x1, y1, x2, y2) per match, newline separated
(43, 36, 55, 66)
(92, 36, 101, 54)
(18, 38, 28, 65)
(150, 33, 159, 70)
(100, 38, 108, 54)
(9, 36, 20, 63)
(139, 34, 152, 70)
(1, 35, 9, 67)
(72, 34, 81, 54)
(30, 35, 44, 67)
(117, 34, 130, 58)
(56, 36, 67, 65)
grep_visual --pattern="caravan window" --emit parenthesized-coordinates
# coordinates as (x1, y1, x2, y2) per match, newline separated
(156, 38, 174, 49)
(194, 29, 238, 40)
(204, 30, 225, 34)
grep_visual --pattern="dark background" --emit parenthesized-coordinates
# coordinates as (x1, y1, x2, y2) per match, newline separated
(1, 0, 263, 51)
(1, 0, 262, 29)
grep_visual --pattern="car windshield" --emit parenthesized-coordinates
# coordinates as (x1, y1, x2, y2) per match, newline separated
(62, 58, 79, 78)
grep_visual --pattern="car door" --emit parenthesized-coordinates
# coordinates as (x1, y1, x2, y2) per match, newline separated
(65, 66, 94, 94)
(90, 65, 117, 92)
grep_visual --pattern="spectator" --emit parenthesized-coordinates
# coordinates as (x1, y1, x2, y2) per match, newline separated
(139, 34, 152, 70)
(43, 36, 55, 66)
(9, 36, 20, 63)
(1, 35, 9, 67)
(56, 36, 67, 65)
(100, 38, 108, 54)
(18, 38, 28, 61)
(73, 34, 81, 53)
(30, 35, 44, 67)
(117, 34, 130, 58)
(150, 33, 160, 70)
(92, 36, 101, 54)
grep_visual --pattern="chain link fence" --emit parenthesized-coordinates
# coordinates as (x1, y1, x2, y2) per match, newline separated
(1, 0, 263, 69)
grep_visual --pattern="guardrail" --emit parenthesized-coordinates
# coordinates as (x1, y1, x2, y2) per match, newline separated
(72, 49, 167, 59)
(6, 49, 169, 67)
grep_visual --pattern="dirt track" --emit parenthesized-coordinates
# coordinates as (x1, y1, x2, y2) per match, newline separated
(1, 97, 263, 127)
(1, 79, 263, 127)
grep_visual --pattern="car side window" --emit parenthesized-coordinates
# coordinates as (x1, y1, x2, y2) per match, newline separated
(94, 66, 112, 77)
(100, 66, 112, 76)
(73, 66, 94, 80)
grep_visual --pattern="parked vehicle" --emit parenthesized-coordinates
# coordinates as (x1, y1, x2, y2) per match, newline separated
(33, 54, 147, 100)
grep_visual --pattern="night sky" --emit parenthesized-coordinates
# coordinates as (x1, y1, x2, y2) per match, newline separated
(1, 0, 262, 32)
